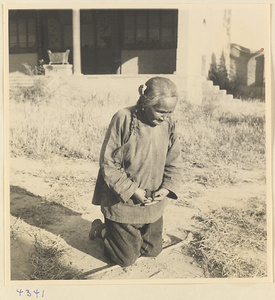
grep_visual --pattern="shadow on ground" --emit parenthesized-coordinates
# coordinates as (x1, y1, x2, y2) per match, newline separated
(10, 185, 108, 264)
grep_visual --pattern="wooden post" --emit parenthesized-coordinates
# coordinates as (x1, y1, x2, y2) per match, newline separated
(72, 9, 82, 75)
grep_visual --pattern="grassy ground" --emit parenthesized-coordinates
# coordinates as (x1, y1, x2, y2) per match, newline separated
(9, 75, 267, 279)
(10, 216, 81, 280)
(9, 75, 265, 185)
(186, 196, 267, 278)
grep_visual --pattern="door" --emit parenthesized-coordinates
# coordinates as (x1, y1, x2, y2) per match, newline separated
(80, 10, 118, 74)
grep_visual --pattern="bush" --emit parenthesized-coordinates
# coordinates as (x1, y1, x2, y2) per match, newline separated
(208, 52, 237, 96)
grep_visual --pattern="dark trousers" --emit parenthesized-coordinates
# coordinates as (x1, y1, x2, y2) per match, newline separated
(104, 216, 163, 267)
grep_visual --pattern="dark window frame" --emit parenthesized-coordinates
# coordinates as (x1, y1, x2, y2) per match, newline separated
(9, 10, 38, 54)
(122, 9, 178, 50)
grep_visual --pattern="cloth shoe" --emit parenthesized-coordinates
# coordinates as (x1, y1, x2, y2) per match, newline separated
(89, 219, 105, 240)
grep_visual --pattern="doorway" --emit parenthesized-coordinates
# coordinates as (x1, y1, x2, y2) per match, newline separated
(80, 10, 119, 74)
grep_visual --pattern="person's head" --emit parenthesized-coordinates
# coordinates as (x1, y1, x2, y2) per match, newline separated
(137, 77, 178, 126)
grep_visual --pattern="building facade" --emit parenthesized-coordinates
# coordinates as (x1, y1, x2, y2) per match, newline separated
(8, 8, 265, 102)
(9, 10, 178, 74)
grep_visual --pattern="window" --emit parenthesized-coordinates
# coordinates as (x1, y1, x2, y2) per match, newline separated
(123, 10, 177, 49)
(9, 10, 37, 53)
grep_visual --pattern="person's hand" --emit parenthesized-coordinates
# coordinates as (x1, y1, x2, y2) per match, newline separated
(144, 188, 169, 206)
(152, 188, 169, 201)
(133, 188, 147, 204)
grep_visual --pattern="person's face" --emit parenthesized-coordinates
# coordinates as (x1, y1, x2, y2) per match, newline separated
(144, 97, 177, 126)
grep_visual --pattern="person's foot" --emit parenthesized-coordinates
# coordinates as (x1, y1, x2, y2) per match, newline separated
(89, 219, 105, 240)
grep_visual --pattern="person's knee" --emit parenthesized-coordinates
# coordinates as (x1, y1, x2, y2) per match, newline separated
(119, 255, 138, 267)
(107, 250, 139, 267)
(104, 241, 139, 267)
(143, 243, 162, 258)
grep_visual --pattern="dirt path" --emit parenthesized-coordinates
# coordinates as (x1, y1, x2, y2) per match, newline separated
(8, 157, 266, 280)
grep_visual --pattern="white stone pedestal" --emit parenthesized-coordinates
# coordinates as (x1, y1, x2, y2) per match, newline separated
(44, 64, 73, 76)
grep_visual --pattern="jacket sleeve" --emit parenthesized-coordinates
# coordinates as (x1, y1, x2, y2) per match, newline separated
(161, 121, 182, 199)
(99, 109, 139, 203)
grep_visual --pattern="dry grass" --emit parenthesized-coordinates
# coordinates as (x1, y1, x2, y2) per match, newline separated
(10, 217, 82, 280)
(176, 99, 265, 169)
(9, 75, 266, 188)
(9, 75, 267, 279)
(186, 196, 267, 278)
(9, 76, 131, 161)
(27, 234, 81, 280)
(174, 98, 265, 189)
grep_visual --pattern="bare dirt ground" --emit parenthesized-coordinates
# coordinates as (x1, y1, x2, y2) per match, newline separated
(8, 156, 266, 281)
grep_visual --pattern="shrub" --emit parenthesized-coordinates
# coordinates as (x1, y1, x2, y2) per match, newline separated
(208, 52, 237, 96)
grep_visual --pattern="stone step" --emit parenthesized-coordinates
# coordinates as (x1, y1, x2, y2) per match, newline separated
(202, 80, 234, 101)
(220, 89, 227, 96)
(9, 75, 36, 88)
(202, 80, 214, 88)
(212, 85, 220, 91)
(225, 94, 234, 101)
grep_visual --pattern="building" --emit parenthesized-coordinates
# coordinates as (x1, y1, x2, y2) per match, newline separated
(230, 44, 264, 99)
(8, 7, 265, 102)
(9, 9, 178, 75)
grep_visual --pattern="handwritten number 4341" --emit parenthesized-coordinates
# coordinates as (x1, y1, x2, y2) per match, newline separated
(16, 289, 45, 298)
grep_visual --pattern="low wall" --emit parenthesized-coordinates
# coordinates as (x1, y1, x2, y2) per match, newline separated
(9, 73, 201, 103)
(76, 75, 188, 102)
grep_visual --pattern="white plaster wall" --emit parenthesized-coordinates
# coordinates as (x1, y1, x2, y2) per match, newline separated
(177, 8, 207, 103)
(204, 8, 231, 73)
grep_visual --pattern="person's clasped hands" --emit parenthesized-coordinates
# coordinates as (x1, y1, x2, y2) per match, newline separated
(133, 188, 169, 206)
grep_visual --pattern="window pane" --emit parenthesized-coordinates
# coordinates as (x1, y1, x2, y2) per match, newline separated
(80, 11, 94, 47)
(10, 35, 17, 48)
(124, 29, 135, 44)
(96, 11, 112, 48)
(18, 18, 27, 48)
(162, 28, 173, 42)
(161, 11, 173, 43)
(81, 10, 92, 24)
(136, 11, 146, 43)
(64, 24, 73, 48)
(124, 12, 135, 44)
(122, 9, 177, 48)
(48, 16, 62, 50)
(27, 18, 36, 47)
(124, 13, 134, 28)
(9, 20, 17, 33)
(9, 20, 17, 48)
(148, 11, 160, 42)
(81, 24, 95, 47)
(161, 10, 173, 26)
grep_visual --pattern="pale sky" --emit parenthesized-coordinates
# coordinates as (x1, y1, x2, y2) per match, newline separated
(230, 6, 269, 51)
